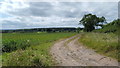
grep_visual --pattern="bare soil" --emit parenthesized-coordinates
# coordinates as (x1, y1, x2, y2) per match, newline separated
(50, 35, 118, 66)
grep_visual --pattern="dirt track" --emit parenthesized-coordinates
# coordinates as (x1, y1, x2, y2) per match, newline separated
(50, 35, 118, 66)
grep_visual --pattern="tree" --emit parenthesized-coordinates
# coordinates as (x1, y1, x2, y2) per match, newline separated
(79, 14, 106, 32)
(76, 27, 81, 33)
(96, 16, 107, 28)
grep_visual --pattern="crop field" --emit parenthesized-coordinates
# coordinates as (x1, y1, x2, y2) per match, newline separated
(2, 32, 76, 66)
(79, 32, 119, 61)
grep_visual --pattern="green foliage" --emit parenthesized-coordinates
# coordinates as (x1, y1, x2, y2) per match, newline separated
(79, 14, 106, 32)
(2, 33, 73, 52)
(32, 57, 47, 67)
(93, 19, 120, 33)
(2, 40, 30, 52)
(2, 32, 76, 66)
(79, 33, 119, 61)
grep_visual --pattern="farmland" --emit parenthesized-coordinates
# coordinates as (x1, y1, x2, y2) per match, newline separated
(2, 32, 76, 66)
(1, 32, 119, 66)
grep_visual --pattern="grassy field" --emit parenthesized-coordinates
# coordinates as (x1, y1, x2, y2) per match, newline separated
(2, 32, 76, 66)
(79, 32, 119, 61)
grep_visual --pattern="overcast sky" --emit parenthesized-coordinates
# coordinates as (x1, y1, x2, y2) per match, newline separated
(0, 0, 118, 29)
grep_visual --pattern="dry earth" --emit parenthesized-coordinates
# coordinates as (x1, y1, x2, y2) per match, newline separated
(50, 35, 118, 66)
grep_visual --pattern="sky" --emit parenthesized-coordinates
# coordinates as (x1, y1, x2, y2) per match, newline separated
(0, 0, 119, 30)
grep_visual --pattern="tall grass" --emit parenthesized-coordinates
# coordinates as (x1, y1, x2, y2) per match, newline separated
(2, 32, 76, 66)
(79, 32, 119, 61)
(2, 32, 75, 52)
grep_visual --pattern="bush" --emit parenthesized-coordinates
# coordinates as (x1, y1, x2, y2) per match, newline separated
(93, 19, 120, 33)
(2, 40, 30, 52)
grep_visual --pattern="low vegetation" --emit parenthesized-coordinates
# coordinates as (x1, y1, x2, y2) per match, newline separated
(79, 32, 119, 61)
(93, 19, 120, 33)
(2, 32, 76, 66)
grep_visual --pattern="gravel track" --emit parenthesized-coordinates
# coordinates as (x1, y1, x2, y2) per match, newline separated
(50, 35, 118, 66)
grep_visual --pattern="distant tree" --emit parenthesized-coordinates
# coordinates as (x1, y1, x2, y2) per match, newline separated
(79, 14, 106, 32)
(76, 27, 81, 33)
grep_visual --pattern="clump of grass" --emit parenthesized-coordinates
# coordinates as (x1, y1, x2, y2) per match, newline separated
(2, 40, 30, 52)
(79, 32, 119, 61)
(32, 57, 47, 67)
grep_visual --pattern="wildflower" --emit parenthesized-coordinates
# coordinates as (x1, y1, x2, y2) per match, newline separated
(27, 40, 30, 42)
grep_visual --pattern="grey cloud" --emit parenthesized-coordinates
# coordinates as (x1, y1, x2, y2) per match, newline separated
(1, 1, 118, 29)
(29, 2, 52, 8)
(29, 2, 54, 17)
(52, 2, 118, 20)
(0, 2, 2, 6)
(118, 1, 120, 19)
(6, 2, 54, 17)
(5, 2, 118, 19)
(53, 2, 84, 18)
(2, 20, 27, 28)
(8, 8, 31, 16)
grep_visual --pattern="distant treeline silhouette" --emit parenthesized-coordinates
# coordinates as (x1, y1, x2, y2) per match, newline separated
(2, 27, 83, 33)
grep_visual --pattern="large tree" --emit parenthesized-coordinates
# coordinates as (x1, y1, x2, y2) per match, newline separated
(79, 14, 106, 32)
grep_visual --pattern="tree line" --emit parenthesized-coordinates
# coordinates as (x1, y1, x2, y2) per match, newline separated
(2, 28, 83, 33)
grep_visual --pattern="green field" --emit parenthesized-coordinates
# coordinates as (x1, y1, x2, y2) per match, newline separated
(1, 32, 119, 66)
(79, 32, 119, 61)
(2, 32, 76, 66)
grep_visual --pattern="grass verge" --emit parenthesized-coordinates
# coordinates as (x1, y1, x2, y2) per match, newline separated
(79, 32, 119, 61)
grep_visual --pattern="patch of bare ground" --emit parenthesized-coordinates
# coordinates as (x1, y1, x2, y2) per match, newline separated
(50, 35, 118, 66)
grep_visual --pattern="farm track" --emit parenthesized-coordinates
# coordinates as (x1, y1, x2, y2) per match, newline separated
(50, 35, 118, 66)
